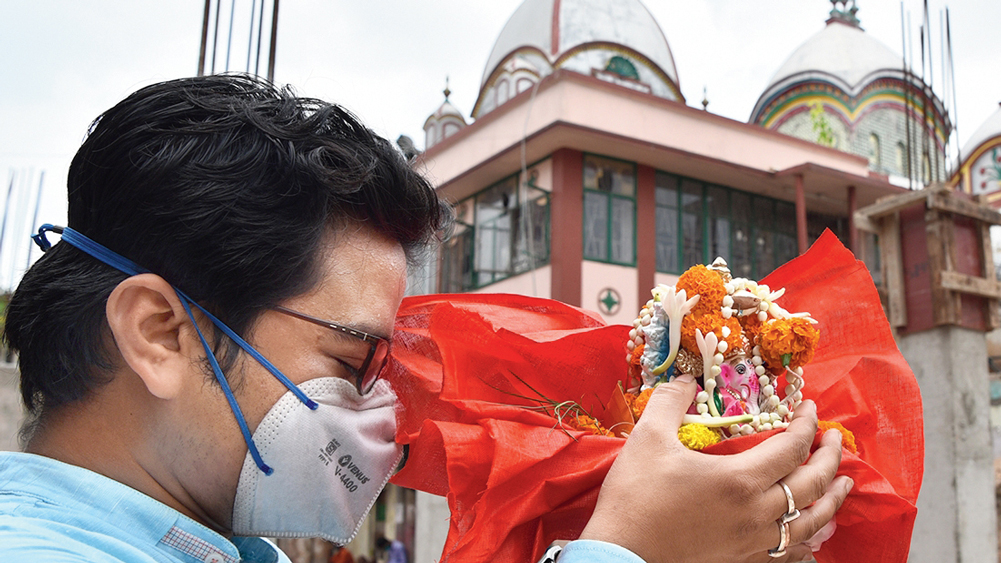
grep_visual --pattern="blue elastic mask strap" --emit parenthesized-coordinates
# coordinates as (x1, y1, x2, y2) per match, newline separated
(177, 295, 273, 475)
(32, 224, 319, 474)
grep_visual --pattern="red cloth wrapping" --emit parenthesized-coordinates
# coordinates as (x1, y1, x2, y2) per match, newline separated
(387, 231, 924, 563)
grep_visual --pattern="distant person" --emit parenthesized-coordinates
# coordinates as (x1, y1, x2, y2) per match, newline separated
(329, 545, 355, 563)
(375, 536, 407, 563)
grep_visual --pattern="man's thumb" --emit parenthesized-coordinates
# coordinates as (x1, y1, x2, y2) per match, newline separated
(637, 373, 698, 436)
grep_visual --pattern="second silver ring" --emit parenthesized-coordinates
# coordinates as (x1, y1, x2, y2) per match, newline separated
(778, 479, 801, 524)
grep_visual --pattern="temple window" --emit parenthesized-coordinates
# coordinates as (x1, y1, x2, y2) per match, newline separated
(583, 154, 636, 265)
(440, 174, 550, 292)
(655, 173, 799, 278)
(869, 133, 881, 168)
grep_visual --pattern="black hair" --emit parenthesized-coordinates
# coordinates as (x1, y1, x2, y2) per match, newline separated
(4, 74, 447, 415)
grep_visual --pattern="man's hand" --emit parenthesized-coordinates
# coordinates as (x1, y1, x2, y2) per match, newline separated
(580, 374, 852, 563)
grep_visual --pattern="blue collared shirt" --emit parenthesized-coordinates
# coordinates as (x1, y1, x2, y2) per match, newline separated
(0, 451, 643, 563)
(0, 451, 289, 563)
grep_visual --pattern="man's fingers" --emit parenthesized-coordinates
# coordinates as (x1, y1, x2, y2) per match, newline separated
(732, 400, 819, 481)
(786, 475, 853, 545)
(745, 544, 813, 563)
(632, 374, 697, 439)
(765, 429, 843, 517)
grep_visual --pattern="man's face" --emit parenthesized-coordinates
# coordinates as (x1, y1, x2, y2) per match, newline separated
(162, 224, 408, 531)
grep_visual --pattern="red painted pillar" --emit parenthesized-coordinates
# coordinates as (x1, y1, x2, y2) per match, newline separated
(636, 165, 656, 304)
(847, 185, 858, 256)
(550, 149, 583, 306)
(795, 174, 808, 255)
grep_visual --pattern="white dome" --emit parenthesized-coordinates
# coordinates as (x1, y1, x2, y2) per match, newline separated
(766, 21, 902, 93)
(474, 0, 681, 117)
(961, 103, 1001, 159)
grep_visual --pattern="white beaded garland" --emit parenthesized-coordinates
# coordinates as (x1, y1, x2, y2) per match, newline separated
(721, 326, 731, 338)
(762, 385, 774, 397)
(758, 375, 770, 387)
(754, 365, 766, 376)
(696, 391, 709, 403)
(717, 341, 728, 354)
(760, 423, 773, 432)
(697, 403, 708, 414)
(757, 311, 768, 322)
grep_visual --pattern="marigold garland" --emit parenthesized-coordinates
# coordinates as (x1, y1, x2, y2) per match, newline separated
(818, 420, 858, 454)
(738, 312, 764, 344)
(758, 317, 820, 369)
(677, 265, 727, 316)
(630, 388, 654, 420)
(680, 313, 743, 353)
(567, 413, 612, 437)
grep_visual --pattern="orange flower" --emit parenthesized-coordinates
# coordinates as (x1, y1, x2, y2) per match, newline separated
(567, 413, 612, 436)
(738, 312, 764, 345)
(818, 420, 857, 454)
(758, 317, 820, 370)
(630, 388, 654, 419)
(677, 265, 727, 316)
(680, 312, 743, 354)
(627, 344, 645, 387)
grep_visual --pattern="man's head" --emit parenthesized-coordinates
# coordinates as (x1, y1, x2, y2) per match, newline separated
(5, 74, 445, 418)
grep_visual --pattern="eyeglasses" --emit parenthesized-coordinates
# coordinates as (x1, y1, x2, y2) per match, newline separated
(272, 305, 391, 395)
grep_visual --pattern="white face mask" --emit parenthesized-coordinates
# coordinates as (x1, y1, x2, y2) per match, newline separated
(231, 377, 403, 544)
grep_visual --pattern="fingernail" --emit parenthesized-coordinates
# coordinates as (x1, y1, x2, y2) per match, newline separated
(675, 373, 695, 384)
(845, 477, 855, 493)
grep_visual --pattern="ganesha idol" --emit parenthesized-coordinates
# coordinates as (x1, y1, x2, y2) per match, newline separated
(625, 258, 820, 439)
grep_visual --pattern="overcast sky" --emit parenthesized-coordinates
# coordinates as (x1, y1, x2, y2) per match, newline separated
(1, 0, 998, 289)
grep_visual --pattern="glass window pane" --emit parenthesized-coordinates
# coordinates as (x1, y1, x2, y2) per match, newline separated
(584, 155, 635, 196)
(681, 179, 703, 268)
(656, 205, 678, 272)
(441, 223, 474, 292)
(583, 191, 608, 260)
(730, 191, 751, 278)
(775, 232, 797, 268)
(731, 219, 752, 279)
(707, 186, 730, 262)
(611, 197, 635, 264)
(775, 201, 796, 234)
(475, 178, 517, 284)
(513, 190, 550, 273)
(655, 173, 678, 206)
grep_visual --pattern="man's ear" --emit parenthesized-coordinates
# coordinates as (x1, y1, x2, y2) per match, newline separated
(106, 274, 195, 400)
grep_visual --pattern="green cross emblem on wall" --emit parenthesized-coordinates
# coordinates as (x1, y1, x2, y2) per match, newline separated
(598, 288, 621, 315)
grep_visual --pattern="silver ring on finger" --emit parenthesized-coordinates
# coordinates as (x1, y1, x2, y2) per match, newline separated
(778, 479, 801, 524)
(768, 519, 790, 558)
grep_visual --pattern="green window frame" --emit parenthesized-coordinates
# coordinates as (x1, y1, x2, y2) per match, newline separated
(583, 154, 636, 266)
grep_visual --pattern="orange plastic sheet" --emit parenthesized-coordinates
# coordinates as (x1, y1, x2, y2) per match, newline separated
(387, 231, 923, 563)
